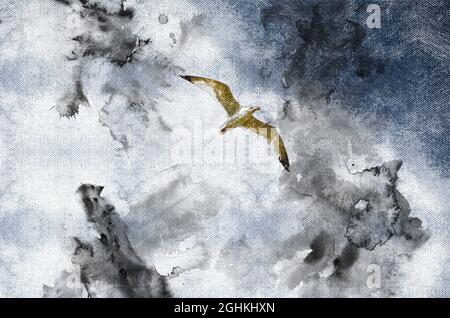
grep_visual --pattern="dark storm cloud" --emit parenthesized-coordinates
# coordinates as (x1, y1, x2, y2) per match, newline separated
(45, 184, 171, 298)
(57, 0, 147, 66)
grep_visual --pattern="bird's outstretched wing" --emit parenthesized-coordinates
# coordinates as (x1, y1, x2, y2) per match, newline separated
(180, 75, 240, 117)
(241, 116, 290, 171)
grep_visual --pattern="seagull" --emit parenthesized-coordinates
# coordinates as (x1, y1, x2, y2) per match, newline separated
(180, 75, 290, 171)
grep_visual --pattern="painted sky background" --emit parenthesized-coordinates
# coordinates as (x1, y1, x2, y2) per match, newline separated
(0, 0, 449, 297)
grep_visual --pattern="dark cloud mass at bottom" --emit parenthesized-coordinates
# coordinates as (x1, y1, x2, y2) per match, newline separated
(45, 184, 171, 298)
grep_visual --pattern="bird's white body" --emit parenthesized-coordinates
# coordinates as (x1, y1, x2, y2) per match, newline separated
(238, 106, 253, 116)
(221, 106, 260, 134)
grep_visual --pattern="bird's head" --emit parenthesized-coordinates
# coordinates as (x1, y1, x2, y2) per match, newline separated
(249, 106, 261, 113)
(180, 75, 193, 82)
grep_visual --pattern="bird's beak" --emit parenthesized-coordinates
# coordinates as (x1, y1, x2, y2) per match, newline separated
(180, 75, 192, 82)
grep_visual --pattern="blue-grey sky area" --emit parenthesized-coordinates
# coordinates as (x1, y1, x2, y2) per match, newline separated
(205, 0, 449, 176)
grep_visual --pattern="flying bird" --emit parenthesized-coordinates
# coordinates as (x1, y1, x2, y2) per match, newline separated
(180, 75, 290, 171)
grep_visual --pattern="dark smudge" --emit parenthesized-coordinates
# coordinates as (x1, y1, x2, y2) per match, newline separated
(332, 243, 359, 276)
(55, 68, 89, 117)
(75, 184, 171, 298)
(57, 0, 148, 67)
(46, 184, 171, 298)
(345, 160, 429, 250)
(304, 232, 332, 264)
(158, 13, 168, 24)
